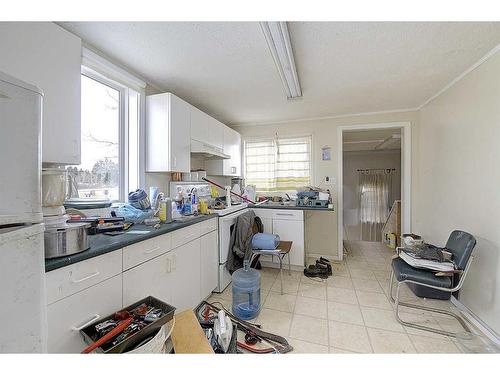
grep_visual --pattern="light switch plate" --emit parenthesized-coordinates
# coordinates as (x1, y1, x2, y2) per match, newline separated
(324, 176, 336, 185)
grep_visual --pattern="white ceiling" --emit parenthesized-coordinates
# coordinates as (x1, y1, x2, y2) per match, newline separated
(59, 22, 500, 126)
(343, 128, 401, 152)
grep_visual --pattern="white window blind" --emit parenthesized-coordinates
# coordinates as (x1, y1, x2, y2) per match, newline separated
(245, 136, 311, 192)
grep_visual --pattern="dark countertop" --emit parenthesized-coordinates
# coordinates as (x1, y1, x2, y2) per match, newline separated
(45, 214, 218, 272)
(248, 203, 334, 211)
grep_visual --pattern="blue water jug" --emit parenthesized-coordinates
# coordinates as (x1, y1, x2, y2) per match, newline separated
(232, 260, 261, 320)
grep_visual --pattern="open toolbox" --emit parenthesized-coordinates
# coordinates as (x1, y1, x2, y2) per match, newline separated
(80, 296, 176, 353)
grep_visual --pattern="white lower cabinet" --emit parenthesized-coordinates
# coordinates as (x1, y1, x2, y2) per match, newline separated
(200, 230, 218, 299)
(46, 219, 220, 352)
(122, 252, 173, 307)
(46, 275, 122, 353)
(272, 219, 305, 267)
(251, 209, 305, 267)
(171, 239, 201, 312)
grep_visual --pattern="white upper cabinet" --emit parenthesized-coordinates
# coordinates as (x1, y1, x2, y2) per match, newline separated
(205, 126, 242, 177)
(223, 127, 242, 176)
(190, 106, 210, 145)
(0, 22, 82, 165)
(146, 93, 191, 173)
(208, 117, 224, 151)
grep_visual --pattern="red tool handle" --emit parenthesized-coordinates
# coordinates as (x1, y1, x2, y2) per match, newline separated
(202, 177, 256, 204)
(81, 317, 133, 354)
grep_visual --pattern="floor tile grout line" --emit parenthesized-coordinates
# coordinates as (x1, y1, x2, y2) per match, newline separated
(354, 277, 375, 354)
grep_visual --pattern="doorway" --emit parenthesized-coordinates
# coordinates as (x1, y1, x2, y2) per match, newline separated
(337, 122, 411, 260)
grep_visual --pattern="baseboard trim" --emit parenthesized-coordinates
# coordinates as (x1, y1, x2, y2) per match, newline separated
(306, 252, 341, 262)
(451, 296, 500, 346)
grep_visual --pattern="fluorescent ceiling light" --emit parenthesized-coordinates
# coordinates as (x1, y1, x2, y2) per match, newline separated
(260, 22, 302, 100)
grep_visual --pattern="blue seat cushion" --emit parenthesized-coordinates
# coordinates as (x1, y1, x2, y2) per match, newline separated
(392, 258, 452, 288)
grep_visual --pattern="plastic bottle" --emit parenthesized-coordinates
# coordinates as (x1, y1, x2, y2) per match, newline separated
(232, 260, 261, 320)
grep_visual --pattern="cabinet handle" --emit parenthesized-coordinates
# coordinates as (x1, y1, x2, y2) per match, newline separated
(173, 157, 177, 168)
(275, 213, 294, 216)
(166, 257, 171, 273)
(144, 246, 161, 254)
(172, 254, 177, 271)
(71, 271, 100, 283)
(71, 314, 101, 331)
(231, 166, 236, 174)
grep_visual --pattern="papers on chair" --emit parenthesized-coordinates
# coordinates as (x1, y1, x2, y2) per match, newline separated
(399, 250, 455, 272)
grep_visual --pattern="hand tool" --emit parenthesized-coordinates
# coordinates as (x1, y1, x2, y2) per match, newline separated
(81, 317, 133, 354)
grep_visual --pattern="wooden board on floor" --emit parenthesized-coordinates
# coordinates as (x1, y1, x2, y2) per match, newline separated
(171, 310, 214, 354)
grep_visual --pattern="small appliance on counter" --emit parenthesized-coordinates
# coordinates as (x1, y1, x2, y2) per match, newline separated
(44, 222, 91, 259)
(41, 166, 88, 258)
(296, 190, 330, 208)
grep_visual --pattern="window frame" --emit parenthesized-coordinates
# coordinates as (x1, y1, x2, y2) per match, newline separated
(243, 133, 314, 194)
(80, 66, 144, 202)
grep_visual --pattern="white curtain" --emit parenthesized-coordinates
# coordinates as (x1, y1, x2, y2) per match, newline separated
(245, 136, 311, 192)
(359, 171, 391, 241)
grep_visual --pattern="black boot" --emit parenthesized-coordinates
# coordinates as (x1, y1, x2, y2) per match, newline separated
(303, 266, 329, 279)
(319, 257, 331, 264)
(308, 260, 332, 276)
(316, 260, 332, 276)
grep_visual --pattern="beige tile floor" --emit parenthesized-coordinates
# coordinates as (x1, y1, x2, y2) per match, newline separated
(207, 240, 484, 354)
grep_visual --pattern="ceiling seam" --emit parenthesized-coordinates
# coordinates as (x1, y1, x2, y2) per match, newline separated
(230, 107, 419, 127)
(417, 42, 500, 110)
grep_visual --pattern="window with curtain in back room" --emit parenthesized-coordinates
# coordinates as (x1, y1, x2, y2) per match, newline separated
(244, 136, 311, 193)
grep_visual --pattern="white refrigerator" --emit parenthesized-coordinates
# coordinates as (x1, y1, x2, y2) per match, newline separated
(0, 71, 47, 352)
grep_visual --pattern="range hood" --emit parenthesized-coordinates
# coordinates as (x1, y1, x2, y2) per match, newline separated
(190, 139, 230, 159)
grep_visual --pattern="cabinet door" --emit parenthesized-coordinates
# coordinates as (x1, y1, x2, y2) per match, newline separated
(200, 231, 218, 299)
(47, 275, 122, 353)
(122, 252, 173, 307)
(208, 117, 224, 151)
(272, 219, 305, 267)
(0, 22, 82, 164)
(169, 94, 191, 173)
(223, 127, 242, 176)
(190, 106, 209, 144)
(255, 217, 275, 264)
(171, 238, 201, 312)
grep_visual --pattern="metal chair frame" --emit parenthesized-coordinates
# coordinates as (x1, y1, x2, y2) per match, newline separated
(389, 249, 474, 337)
(250, 250, 291, 295)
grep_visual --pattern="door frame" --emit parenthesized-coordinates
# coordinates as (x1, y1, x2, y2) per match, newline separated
(337, 121, 412, 260)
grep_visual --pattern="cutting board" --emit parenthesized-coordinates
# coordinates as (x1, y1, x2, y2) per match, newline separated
(171, 310, 214, 354)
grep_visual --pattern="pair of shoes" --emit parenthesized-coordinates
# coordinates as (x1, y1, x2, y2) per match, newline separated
(307, 259, 332, 276)
(303, 266, 329, 279)
(317, 257, 332, 276)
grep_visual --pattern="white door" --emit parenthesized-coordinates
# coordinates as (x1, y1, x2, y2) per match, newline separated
(170, 94, 191, 173)
(171, 239, 201, 311)
(0, 224, 46, 352)
(122, 252, 173, 307)
(273, 219, 305, 267)
(47, 275, 122, 353)
(0, 74, 42, 225)
(200, 231, 218, 298)
(0, 23, 82, 164)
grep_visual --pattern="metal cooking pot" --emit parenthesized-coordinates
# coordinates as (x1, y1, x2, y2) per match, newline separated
(44, 222, 91, 259)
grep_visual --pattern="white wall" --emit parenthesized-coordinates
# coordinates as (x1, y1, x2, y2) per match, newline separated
(233, 111, 417, 259)
(414, 50, 500, 335)
(343, 150, 401, 241)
